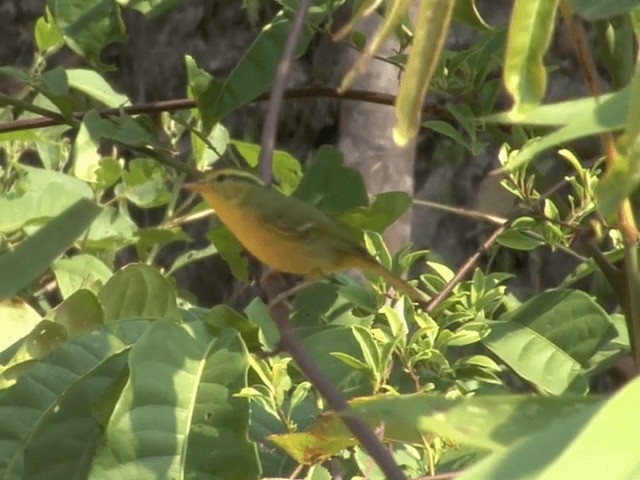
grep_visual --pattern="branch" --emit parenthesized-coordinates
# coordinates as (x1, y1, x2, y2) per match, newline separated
(0, 88, 452, 134)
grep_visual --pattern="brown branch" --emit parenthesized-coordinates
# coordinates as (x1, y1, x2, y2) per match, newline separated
(425, 220, 511, 315)
(0, 88, 452, 134)
(258, 0, 311, 184)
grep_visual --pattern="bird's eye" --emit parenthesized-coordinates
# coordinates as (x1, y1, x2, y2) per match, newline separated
(215, 174, 228, 183)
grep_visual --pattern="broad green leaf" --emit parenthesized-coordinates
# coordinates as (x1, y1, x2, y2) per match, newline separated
(201, 305, 260, 350)
(244, 298, 280, 350)
(47, 0, 127, 69)
(497, 229, 545, 251)
(46, 288, 104, 335)
(482, 290, 615, 394)
(185, 55, 223, 136)
(339, 192, 412, 233)
(294, 145, 368, 213)
(67, 68, 130, 107)
(0, 199, 101, 301)
(0, 298, 42, 352)
(88, 321, 259, 479)
(229, 140, 303, 194)
(120, 0, 180, 18)
(98, 264, 179, 322)
(52, 254, 113, 299)
(206, 225, 249, 282)
(73, 110, 155, 182)
(0, 320, 67, 390)
(394, 0, 455, 146)
(0, 167, 93, 234)
(136, 227, 189, 258)
(207, 9, 323, 131)
(302, 327, 372, 396)
(570, 0, 640, 19)
(191, 122, 230, 172)
(348, 393, 602, 450)
(84, 206, 138, 250)
(503, 0, 558, 114)
(37, 67, 73, 117)
(34, 8, 64, 52)
(0, 319, 151, 479)
(290, 282, 372, 328)
(167, 244, 219, 275)
(119, 157, 171, 207)
(459, 376, 640, 479)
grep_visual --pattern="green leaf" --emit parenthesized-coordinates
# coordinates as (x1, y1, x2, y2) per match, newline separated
(207, 10, 319, 130)
(0, 298, 42, 352)
(52, 254, 113, 298)
(98, 264, 180, 322)
(84, 206, 138, 250)
(348, 393, 602, 451)
(46, 288, 104, 335)
(339, 191, 412, 233)
(167, 244, 219, 275)
(0, 320, 67, 390)
(121, 0, 180, 18)
(503, 0, 559, 114)
(47, 0, 127, 69)
(0, 199, 101, 301)
(0, 319, 151, 479)
(206, 225, 249, 282)
(245, 298, 280, 350)
(192, 122, 230, 172)
(497, 229, 545, 251)
(459, 376, 640, 479)
(37, 67, 73, 116)
(73, 110, 154, 182)
(119, 157, 171, 207)
(201, 305, 260, 350)
(482, 290, 616, 394)
(294, 145, 368, 213)
(0, 167, 93, 234)
(302, 327, 372, 396)
(34, 8, 64, 52)
(185, 55, 223, 136)
(67, 68, 130, 107)
(88, 321, 259, 479)
(570, 0, 640, 19)
(229, 140, 303, 194)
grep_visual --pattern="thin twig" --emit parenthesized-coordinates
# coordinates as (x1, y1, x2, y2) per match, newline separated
(258, 0, 312, 184)
(426, 220, 511, 315)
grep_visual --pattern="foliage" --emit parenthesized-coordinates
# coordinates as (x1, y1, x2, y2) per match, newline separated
(0, 0, 639, 479)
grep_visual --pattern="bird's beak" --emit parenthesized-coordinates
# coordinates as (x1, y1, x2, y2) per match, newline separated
(182, 182, 206, 193)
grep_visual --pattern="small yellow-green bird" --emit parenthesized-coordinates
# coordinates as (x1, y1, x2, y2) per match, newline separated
(183, 170, 430, 304)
